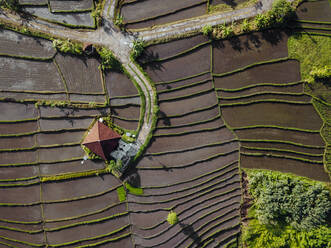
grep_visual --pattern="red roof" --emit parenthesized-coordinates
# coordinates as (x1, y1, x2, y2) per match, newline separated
(82, 121, 121, 160)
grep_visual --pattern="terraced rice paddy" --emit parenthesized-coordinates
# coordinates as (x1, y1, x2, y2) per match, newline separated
(0, 0, 330, 247)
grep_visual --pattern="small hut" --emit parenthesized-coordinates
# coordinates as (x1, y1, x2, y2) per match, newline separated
(82, 121, 121, 160)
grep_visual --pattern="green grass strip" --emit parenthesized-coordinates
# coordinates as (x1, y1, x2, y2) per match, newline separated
(241, 152, 323, 164)
(0, 175, 38, 182)
(40, 168, 110, 182)
(0, 181, 40, 187)
(111, 115, 139, 121)
(158, 87, 214, 102)
(48, 225, 130, 247)
(0, 118, 38, 123)
(218, 91, 308, 100)
(219, 99, 311, 107)
(0, 241, 19, 248)
(124, 182, 143, 195)
(296, 20, 331, 25)
(0, 235, 43, 247)
(45, 212, 128, 232)
(299, 25, 331, 31)
(143, 41, 211, 64)
(0, 53, 54, 61)
(0, 225, 42, 234)
(0, 142, 80, 153)
(117, 186, 126, 202)
(215, 81, 303, 92)
(232, 124, 320, 133)
(155, 71, 210, 85)
(241, 145, 324, 157)
(239, 138, 324, 149)
(0, 219, 42, 225)
(213, 58, 290, 77)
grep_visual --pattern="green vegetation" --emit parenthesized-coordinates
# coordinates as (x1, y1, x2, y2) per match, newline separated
(91, 0, 103, 27)
(202, 24, 213, 36)
(114, 13, 124, 29)
(241, 19, 251, 32)
(254, 0, 295, 29)
(96, 47, 122, 71)
(307, 66, 331, 84)
(117, 186, 126, 202)
(211, 22, 234, 39)
(167, 211, 178, 225)
(52, 39, 83, 55)
(243, 169, 331, 248)
(131, 39, 145, 60)
(124, 182, 143, 195)
(0, 0, 19, 11)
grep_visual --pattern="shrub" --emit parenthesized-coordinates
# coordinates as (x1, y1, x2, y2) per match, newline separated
(202, 24, 213, 36)
(167, 211, 178, 225)
(269, 0, 294, 25)
(114, 13, 124, 29)
(0, 0, 19, 11)
(308, 66, 331, 84)
(220, 23, 234, 38)
(248, 171, 331, 231)
(255, 14, 271, 29)
(96, 47, 122, 71)
(131, 39, 144, 60)
(52, 39, 83, 55)
(91, 0, 103, 26)
(241, 19, 251, 32)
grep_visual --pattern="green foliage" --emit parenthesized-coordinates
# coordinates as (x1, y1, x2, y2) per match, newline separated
(131, 39, 144, 60)
(308, 66, 331, 84)
(255, 0, 294, 29)
(247, 170, 331, 231)
(117, 186, 126, 202)
(202, 24, 213, 36)
(0, 0, 19, 11)
(114, 13, 124, 29)
(167, 211, 178, 225)
(243, 218, 331, 248)
(91, 0, 103, 26)
(220, 23, 234, 38)
(96, 47, 122, 71)
(52, 39, 83, 55)
(124, 182, 143, 195)
(241, 18, 251, 32)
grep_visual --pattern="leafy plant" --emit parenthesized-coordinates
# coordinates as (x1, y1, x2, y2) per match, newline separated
(131, 39, 144, 60)
(241, 19, 251, 32)
(167, 211, 178, 225)
(254, 14, 271, 29)
(52, 39, 83, 55)
(202, 24, 213, 36)
(96, 47, 122, 71)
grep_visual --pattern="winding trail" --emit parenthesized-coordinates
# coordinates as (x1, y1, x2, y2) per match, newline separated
(0, 0, 277, 155)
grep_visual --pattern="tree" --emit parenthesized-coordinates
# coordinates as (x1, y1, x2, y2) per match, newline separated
(167, 211, 178, 225)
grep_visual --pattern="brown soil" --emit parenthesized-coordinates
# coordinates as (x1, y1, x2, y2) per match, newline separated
(158, 80, 213, 101)
(0, 165, 39, 180)
(217, 83, 304, 98)
(0, 29, 55, 58)
(296, 0, 331, 22)
(0, 184, 40, 203)
(0, 92, 67, 102)
(37, 130, 85, 146)
(213, 31, 290, 74)
(39, 159, 105, 175)
(156, 73, 211, 92)
(240, 171, 252, 225)
(0, 229, 44, 246)
(240, 154, 330, 181)
(0, 121, 38, 135)
(104, 71, 139, 97)
(236, 127, 325, 146)
(0, 205, 41, 222)
(240, 141, 324, 155)
(39, 117, 94, 131)
(55, 53, 103, 93)
(69, 94, 106, 103)
(213, 60, 301, 89)
(0, 58, 65, 92)
(221, 102, 323, 130)
(0, 102, 38, 121)
(0, 135, 35, 149)
(39, 106, 109, 118)
(211, 0, 247, 5)
(38, 145, 84, 162)
(144, 45, 210, 83)
(159, 90, 218, 116)
(139, 140, 237, 168)
(139, 35, 209, 64)
(112, 117, 139, 131)
(154, 117, 224, 135)
(146, 127, 235, 153)
(219, 93, 312, 105)
(50, 0, 93, 11)
(157, 104, 220, 127)
(0, 150, 37, 165)
(111, 105, 141, 120)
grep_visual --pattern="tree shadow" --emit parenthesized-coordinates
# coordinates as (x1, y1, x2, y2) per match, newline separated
(179, 223, 202, 247)
(222, 0, 237, 8)
(158, 110, 171, 126)
(138, 50, 160, 64)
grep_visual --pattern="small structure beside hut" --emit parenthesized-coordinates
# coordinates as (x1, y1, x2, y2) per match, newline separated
(82, 121, 121, 160)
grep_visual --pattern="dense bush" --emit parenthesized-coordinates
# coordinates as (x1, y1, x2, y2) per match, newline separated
(202, 24, 213, 36)
(241, 19, 251, 32)
(131, 39, 144, 60)
(167, 211, 178, 225)
(96, 47, 122, 71)
(248, 171, 331, 231)
(308, 66, 331, 84)
(53, 39, 83, 55)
